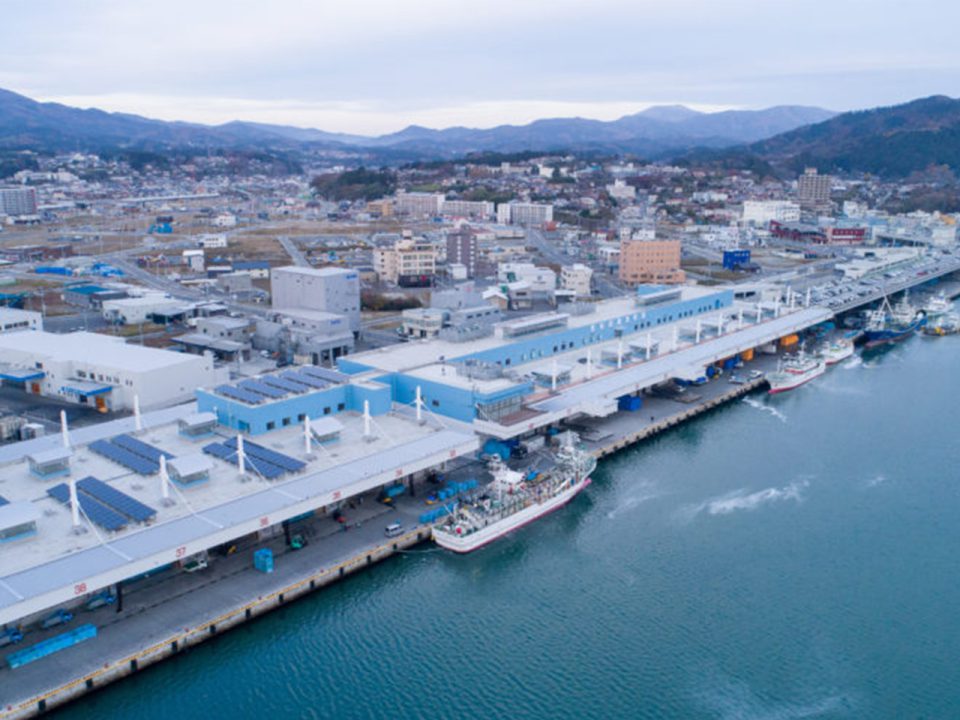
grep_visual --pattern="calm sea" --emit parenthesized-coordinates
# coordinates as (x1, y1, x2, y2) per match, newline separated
(56, 336, 960, 719)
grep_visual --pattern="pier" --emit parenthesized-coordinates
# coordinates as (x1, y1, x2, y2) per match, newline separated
(0, 356, 782, 718)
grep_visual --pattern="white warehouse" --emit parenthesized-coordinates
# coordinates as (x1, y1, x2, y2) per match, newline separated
(0, 331, 225, 412)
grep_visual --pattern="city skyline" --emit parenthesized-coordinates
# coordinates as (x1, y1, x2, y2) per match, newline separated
(3, 0, 958, 134)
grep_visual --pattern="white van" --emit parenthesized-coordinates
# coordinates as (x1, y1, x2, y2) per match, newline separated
(384, 522, 403, 538)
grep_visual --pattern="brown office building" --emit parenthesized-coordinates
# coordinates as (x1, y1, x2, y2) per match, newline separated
(618, 239, 685, 285)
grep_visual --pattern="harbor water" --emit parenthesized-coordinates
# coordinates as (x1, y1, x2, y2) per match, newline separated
(53, 336, 960, 719)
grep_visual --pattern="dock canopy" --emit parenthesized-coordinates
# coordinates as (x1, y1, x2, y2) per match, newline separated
(60, 380, 112, 397)
(0, 364, 44, 382)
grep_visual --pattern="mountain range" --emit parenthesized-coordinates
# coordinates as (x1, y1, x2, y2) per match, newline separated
(1, 88, 959, 178)
(0, 87, 834, 158)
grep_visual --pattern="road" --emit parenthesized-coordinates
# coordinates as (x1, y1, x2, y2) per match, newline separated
(526, 228, 623, 298)
(278, 236, 310, 267)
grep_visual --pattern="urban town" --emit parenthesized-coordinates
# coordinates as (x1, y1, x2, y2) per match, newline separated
(0, 148, 957, 716)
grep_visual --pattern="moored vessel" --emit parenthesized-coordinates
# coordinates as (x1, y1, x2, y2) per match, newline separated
(862, 296, 926, 348)
(767, 353, 826, 394)
(432, 433, 595, 553)
(818, 337, 855, 365)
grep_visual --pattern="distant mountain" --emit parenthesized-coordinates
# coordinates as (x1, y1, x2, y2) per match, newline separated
(712, 95, 960, 178)
(361, 106, 836, 156)
(0, 87, 835, 160)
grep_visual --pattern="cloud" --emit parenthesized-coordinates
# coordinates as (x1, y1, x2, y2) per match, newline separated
(1, 0, 958, 132)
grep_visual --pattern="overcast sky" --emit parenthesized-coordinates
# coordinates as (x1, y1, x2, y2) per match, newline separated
(2, 0, 958, 135)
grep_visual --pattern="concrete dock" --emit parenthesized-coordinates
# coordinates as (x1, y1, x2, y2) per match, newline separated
(1, 355, 782, 718)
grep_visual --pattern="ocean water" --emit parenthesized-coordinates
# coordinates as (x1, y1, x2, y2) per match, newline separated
(55, 337, 960, 719)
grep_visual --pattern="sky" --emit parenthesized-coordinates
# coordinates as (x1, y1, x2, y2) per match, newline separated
(1, 0, 958, 135)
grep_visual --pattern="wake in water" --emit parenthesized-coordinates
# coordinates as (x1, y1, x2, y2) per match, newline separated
(741, 396, 788, 423)
(843, 355, 863, 369)
(606, 482, 660, 519)
(679, 480, 809, 521)
(693, 669, 856, 719)
(864, 474, 886, 488)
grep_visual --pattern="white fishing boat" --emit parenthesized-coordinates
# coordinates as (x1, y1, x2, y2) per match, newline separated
(767, 353, 826, 394)
(432, 433, 595, 554)
(818, 337, 855, 366)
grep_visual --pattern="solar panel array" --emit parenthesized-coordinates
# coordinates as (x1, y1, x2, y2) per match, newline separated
(89, 435, 179, 476)
(90, 439, 159, 475)
(47, 483, 128, 532)
(215, 384, 263, 405)
(202, 441, 285, 479)
(281, 370, 328, 390)
(111, 434, 174, 464)
(78, 476, 156, 523)
(223, 437, 306, 473)
(239, 379, 286, 399)
(261, 375, 307, 394)
(215, 369, 336, 404)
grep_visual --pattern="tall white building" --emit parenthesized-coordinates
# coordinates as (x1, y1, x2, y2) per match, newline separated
(560, 264, 593, 297)
(606, 180, 636, 201)
(441, 199, 495, 219)
(741, 200, 801, 225)
(397, 192, 444, 217)
(373, 237, 438, 286)
(497, 202, 554, 226)
(0, 187, 37, 216)
(270, 266, 360, 333)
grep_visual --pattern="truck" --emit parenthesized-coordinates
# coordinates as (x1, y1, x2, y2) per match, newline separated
(39, 609, 73, 630)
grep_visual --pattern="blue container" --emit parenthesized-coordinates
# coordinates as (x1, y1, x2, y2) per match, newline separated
(385, 485, 406, 498)
(706, 366, 717, 378)
(254, 548, 274, 574)
(7, 625, 97, 669)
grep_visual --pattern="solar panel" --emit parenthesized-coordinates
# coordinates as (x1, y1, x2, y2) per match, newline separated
(239, 380, 287, 399)
(260, 375, 306, 394)
(215, 384, 263, 405)
(224, 437, 305, 472)
(90, 439, 159, 475)
(78, 476, 156, 523)
(111, 434, 175, 463)
(47, 483, 128, 532)
(0, 495, 7, 506)
(202, 441, 284, 479)
(281, 371, 327, 389)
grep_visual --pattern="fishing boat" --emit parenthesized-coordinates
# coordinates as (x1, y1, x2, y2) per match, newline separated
(922, 291, 953, 320)
(818, 337, 855, 366)
(922, 312, 960, 337)
(432, 433, 595, 554)
(767, 353, 826, 394)
(862, 295, 926, 348)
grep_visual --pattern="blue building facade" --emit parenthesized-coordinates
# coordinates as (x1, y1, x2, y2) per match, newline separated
(197, 381, 391, 435)
(329, 289, 734, 424)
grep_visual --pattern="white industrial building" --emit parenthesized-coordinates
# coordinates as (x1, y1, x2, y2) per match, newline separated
(497, 263, 557, 293)
(0, 331, 224, 411)
(270, 266, 360, 333)
(101, 294, 186, 325)
(0, 307, 42, 334)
